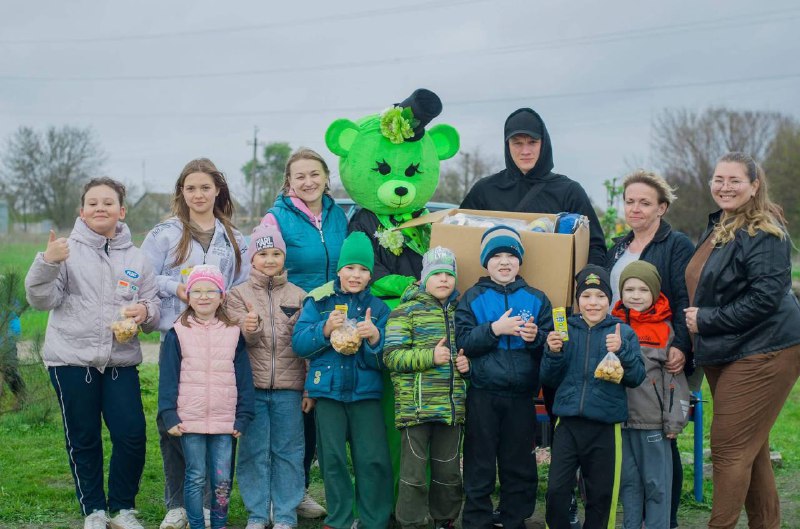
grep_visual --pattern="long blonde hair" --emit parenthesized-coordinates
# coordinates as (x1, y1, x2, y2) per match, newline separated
(170, 158, 242, 274)
(712, 152, 786, 245)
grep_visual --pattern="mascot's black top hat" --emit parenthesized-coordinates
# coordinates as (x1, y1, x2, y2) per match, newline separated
(395, 89, 442, 142)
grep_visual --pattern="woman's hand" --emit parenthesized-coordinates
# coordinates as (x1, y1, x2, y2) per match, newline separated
(168, 423, 184, 437)
(665, 347, 686, 374)
(323, 310, 345, 338)
(684, 307, 699, 334)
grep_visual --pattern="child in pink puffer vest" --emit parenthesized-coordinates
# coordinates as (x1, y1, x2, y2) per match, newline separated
(158, 265, 255, 529)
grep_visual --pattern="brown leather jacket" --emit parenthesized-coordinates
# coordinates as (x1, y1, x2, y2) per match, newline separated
(226, 269, 307, 391)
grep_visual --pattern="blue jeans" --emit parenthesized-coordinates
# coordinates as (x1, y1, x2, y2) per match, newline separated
(181, 434, 233, 529)
(237, 389, 304, 525)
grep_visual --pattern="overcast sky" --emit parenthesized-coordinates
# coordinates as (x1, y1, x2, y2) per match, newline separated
(1, 0, 798, 210)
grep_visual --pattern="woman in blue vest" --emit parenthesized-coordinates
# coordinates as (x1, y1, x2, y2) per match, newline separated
(260, 147, 348, 518)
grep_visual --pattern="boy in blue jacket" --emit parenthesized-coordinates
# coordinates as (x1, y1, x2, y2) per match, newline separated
(455, 225, 553, 529)
(541, 265, 645, 529)
(292, 231, 393, 529)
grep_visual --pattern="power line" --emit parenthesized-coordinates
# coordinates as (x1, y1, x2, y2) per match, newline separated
(2, 6, 798, 83)
(3, 71, 797, 120)
(0, 0, 488, 45)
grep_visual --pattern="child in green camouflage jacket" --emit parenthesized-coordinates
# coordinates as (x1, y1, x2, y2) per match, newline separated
(384, 246, 469, 529)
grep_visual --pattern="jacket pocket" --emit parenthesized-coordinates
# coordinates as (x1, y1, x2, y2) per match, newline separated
(353, 367, 382, 396)
(306, 364, 333, 392)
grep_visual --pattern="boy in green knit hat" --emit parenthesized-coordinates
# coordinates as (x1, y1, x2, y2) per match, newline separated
(292, 231, 394, 529)
(384, 247, 470, 529)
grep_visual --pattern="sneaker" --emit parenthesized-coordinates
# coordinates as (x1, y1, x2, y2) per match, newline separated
(204, 507, 211, 529)
(569, 493, 581, 529)
(491, 509, 503, 528)
(273, 524, 293, 529)
(160, 508, 187, 529)
(85, 510, 109, 529)
(109, 509, 144, 529)
(297, 491, 326, 518)
(245, 522, 267, 529)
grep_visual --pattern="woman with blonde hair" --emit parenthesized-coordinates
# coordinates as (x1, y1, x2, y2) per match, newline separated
(684, 152, 800, 528)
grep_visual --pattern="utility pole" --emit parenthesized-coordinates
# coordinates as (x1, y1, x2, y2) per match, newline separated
(246, 126, 261, 222)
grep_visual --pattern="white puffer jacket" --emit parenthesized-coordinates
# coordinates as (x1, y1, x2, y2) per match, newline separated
(25, 219, 160, 371)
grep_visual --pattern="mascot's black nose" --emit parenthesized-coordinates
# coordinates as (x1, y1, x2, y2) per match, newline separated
(394, 187, 409, 197)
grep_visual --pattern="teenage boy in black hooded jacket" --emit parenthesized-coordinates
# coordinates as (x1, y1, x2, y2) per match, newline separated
(461, 107, 606, 266)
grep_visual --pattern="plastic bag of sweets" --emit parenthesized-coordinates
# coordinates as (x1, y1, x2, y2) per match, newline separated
(594, 351, 624, 383)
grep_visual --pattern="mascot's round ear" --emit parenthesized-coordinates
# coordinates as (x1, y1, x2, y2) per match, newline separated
(325, 119, 360, 157)
(428, 124, 460, 161)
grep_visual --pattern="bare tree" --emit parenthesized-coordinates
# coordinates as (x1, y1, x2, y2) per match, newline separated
(763, 118, 800, 233)
(652, 107, 788, 240)
(1, 126, 106, 229)
(433, 147, 498, 204)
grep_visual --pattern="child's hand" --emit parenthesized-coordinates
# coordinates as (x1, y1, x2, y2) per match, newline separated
(666, 432, 677, 439)
(519, 317, 538, 343)
(43, 230, 70, 264)
(123, 303, 147, 324)
(433, 338, 451, 365)
(546, 331, 563, 352)
(323, 310, 346, 338)
(232, 430, 241, 439)
(455, 348, 470, 374)
(176, 283, 189, 303)
(606, 323, 622, 353)
(167, 423, 184, 437)
(356, 308, 380, 345)
(491, 308, 524, 337)
(244, 302, 259, 333)
(302, 397, 316, 413)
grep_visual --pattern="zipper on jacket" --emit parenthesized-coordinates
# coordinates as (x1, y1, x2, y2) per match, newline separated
(651, 378, 665, 413)
(268, 277, 277, 389)
(205, 323, 211, 432)
(578, 326, 592, 416)
(444, 300, 456, 425)
(301, 213, 331, 283)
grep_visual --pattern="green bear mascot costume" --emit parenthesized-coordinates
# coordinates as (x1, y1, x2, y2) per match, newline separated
(325, 88, 460, 502)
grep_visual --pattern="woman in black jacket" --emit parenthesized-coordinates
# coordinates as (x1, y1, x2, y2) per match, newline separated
(606, 170, 694, 528)
(684, 152, 800, 528)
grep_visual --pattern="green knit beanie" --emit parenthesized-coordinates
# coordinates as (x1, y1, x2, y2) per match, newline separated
(619, 260, 662, 301)
(337, 232, 374, 273)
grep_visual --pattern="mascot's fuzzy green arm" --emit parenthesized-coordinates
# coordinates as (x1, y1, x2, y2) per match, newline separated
(326, 89, 459, 303)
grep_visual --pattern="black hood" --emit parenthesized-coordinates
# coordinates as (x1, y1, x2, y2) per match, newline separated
(503, 108, 555, 182)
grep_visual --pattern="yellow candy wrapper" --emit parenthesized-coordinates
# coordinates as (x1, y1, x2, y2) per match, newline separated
(553, 307, 569, 341)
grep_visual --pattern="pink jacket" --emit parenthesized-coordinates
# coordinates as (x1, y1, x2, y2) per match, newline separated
(175, 319, 242, 434)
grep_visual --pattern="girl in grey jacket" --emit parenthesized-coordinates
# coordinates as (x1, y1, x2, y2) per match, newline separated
(139, 158, 248, 528)
(25, 178, 160, 529)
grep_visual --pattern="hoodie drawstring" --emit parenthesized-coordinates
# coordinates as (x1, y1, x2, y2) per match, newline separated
(112, 367, 119, 381)
(85, 367, 93, 384)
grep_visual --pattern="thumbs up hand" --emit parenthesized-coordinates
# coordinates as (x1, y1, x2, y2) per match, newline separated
(455, 349, 470, 374)
(433, 338, 450, 365)
(606, 323, 622, 353)
(244, 302, 259, 333)
(519, 317, 538, 343)
(356, 307, 380, 345)
(43, 230, 70, 264)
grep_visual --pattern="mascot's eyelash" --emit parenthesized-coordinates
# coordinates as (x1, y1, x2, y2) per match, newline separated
(372, 160, 392, 176)
(405, 163, 422, 177)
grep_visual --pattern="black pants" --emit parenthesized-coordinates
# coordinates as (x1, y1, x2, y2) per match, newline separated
(546, 417, 621, 529)
(49, 365, 146, 515)
(303, 407, 317, 489)
(462, 388, 537, 529)
(670, 438, 681, 528)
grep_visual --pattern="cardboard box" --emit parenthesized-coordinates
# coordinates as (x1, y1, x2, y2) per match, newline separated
(399, 209, 589, 308)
